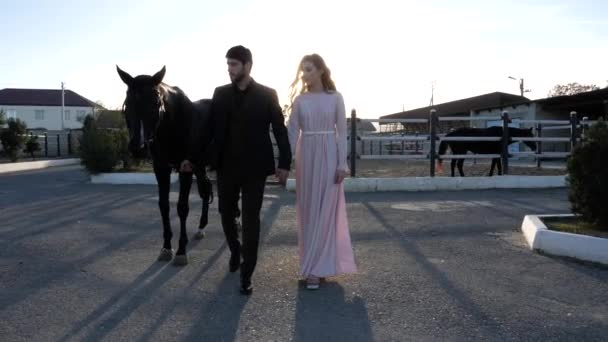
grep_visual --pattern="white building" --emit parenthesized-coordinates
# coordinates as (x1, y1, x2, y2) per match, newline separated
(0, 88, 98, 131)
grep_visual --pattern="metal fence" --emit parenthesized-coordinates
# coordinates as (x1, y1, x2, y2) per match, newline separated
(348, 110, 597, 177)
(0, 131, 82, 159)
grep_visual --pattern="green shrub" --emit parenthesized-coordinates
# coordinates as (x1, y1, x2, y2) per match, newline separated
(24, 135, 41, 160)
(0, 118, 27, 162)
(78, 117, 120, 173)
(566, 119, 608, 229)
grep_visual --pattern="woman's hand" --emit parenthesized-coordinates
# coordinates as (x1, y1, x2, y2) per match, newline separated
(335, 169, 348, 184)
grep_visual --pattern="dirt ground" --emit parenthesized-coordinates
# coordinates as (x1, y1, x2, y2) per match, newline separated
(351, 159, 567, 178)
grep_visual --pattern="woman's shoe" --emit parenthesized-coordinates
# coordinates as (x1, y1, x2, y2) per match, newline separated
(306, 277, 320, 290)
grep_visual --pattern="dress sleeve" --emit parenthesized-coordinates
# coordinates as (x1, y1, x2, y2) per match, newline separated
(287, 97, 301, 159)
(335, 92, 349, 171)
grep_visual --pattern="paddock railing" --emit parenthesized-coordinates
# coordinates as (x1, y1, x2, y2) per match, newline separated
(348, 109, 598, 177)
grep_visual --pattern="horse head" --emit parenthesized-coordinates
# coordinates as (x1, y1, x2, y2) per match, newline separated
(116, 65, 166, 158)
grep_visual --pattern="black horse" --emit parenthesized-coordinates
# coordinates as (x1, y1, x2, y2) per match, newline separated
(436, 126, 536, 177)
(117, 65, 213, 266)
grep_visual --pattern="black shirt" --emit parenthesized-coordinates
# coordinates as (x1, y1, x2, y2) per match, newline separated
(222, 81, 253, 171)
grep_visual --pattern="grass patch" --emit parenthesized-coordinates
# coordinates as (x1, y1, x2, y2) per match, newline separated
(542, 216, 608, 239)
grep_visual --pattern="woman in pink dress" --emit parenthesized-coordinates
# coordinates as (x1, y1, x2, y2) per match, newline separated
(287, 54, 357, 290)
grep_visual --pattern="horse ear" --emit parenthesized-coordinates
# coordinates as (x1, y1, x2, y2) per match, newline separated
(116, 65, 134, 87)
(152, 66, 166, 85)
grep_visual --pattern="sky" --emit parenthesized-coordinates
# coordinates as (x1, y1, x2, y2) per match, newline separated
(1, 0, 607, 118)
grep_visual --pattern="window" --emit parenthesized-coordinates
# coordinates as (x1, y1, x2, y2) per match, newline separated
(77, 110, 86, 121)
(64, 110, 71, 121)
(7, 109, 17, 119)
(35, 110, 44, 120)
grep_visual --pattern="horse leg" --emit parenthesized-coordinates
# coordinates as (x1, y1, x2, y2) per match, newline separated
(154, 165, 173, 261)
(457, 159, 465, 177)
(174, 171, 193, 266)
(193, 168, 213, 240)
(450, 159, 457, 177)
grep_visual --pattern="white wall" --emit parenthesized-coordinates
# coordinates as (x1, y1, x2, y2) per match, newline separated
(0, 105, 93, 130)
(471, 103, 536, 128)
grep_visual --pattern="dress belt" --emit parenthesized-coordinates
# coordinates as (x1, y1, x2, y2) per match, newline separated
(302, 131, 335, 135)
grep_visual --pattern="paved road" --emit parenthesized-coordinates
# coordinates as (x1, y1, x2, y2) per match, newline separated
(1, 166, 606, 341)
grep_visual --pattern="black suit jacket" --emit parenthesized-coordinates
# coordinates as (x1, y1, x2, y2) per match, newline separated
(203, 80, 291, 178)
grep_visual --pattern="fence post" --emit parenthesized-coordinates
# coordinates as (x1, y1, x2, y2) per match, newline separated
(56, 134, 61, 156)
(67, 132, 72, 155)
(501, 111, 510, 175)
(580, 116, 588, 141)
(570, 111, 579, 152)
(44, 133, 48, 157)
(350, 109, 357, 177)
(429, 109, 437, 177)
(536, 123, 542, 169)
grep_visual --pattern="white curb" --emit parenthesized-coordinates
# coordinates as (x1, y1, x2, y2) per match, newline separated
(0, 158, 80, 174)
(285, 175, 566, 192)
(521, 214, 608, 265)
(90, 173, 179, 184)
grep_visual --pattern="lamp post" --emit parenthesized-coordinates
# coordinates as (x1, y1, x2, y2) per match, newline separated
(508, 76, 531, 97)
(61, 82, 65, 130)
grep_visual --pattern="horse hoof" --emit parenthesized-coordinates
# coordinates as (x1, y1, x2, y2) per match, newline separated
(194, 230, 206, 240)
(157, 248, 173, 261)
(173, 254, 188, 266)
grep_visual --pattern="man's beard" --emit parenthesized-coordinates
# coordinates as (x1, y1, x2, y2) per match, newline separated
(231, 71, 246, 84)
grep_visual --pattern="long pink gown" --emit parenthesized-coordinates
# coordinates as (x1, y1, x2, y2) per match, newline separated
(288, 91, 357, 278)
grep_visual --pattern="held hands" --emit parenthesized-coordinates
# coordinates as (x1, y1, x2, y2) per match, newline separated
(275, 168, 289, 186)
(335, 169, 348, 184)
(180, 160, 193, 173)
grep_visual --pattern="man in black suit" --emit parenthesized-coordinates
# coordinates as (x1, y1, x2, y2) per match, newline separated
(185, 45, 291, 295)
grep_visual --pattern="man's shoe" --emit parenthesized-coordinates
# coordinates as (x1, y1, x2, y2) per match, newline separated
(229, 253, 240, 273)
(240, 281, 253, 295)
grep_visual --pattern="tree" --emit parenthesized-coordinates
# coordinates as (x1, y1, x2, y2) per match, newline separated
(547, 82, 600, 97)
(0, 118, 27, 162)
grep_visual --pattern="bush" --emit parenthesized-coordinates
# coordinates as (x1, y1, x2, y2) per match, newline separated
(78, 117, 120, 173)
(0, 118, 27, 162)
(24, 135, 41, 160)
(566, 119, 608, 229)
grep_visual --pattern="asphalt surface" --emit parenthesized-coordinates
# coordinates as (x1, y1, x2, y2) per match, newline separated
(0, 166, 606, 341)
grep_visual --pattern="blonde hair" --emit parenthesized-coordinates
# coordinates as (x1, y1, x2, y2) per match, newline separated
(288, 54, 337, 112)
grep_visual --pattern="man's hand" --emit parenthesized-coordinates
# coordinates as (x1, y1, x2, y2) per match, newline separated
(335, 169, 348, 184)
(275, 168, 289, 186)
(180, 160, 193, 173)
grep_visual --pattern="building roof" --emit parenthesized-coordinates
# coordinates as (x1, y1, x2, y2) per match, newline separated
(347, 118, 376, 132)
(474, 87, 608, 115)
(380, 92, 530, 121)
(0, 88, 98, 107)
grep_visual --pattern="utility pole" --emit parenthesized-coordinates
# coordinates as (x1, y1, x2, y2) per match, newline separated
(430, 81, 436, 106)
(508, 76, 531, 97)
(61, 82, 65, 130)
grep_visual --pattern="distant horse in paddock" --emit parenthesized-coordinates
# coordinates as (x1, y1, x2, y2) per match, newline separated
(436, 126, 536, 177)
